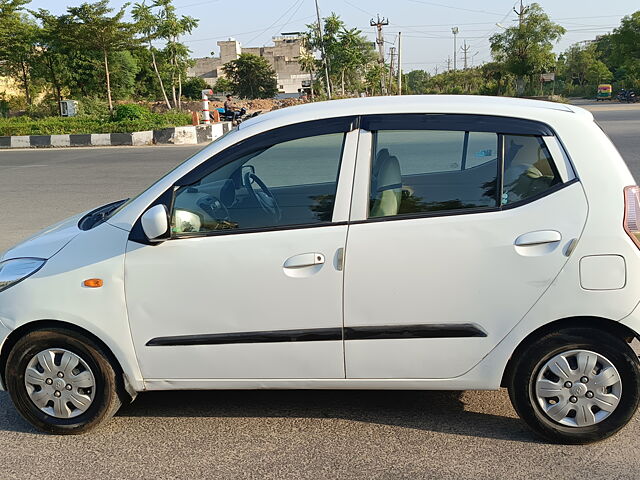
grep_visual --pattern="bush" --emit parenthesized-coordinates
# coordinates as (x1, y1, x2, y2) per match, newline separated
(113, 103, 150, 121)
(0, 111, 192, 136)
(77, 97, 110, 119)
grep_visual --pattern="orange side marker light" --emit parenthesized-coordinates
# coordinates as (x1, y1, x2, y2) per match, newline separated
(83, 278, 103, 288)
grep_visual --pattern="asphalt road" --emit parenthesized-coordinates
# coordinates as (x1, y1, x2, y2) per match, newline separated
(0, 104, 639, 479)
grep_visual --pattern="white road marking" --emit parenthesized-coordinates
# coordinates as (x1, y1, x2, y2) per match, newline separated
(0, 164, 48, 168)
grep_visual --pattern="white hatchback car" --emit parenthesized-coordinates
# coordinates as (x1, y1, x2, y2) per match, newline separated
(1, 96, 639, 442)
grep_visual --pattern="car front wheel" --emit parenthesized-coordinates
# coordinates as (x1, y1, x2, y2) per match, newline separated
(5, 328, 123, 434)
(508, 327, 640, 444)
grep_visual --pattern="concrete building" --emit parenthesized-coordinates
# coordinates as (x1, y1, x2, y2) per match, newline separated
(187, 34, 311, 95)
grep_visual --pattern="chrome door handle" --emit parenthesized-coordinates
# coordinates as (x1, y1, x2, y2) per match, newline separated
(283, 253, 325, 269)
(515, 230, 562, 246)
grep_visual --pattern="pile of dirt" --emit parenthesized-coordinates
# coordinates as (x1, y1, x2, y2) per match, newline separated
(145, 97, 308, 115)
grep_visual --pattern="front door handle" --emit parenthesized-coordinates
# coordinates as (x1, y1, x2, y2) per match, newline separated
(283, 253, 325, 269)
(515, 230, 562, 246)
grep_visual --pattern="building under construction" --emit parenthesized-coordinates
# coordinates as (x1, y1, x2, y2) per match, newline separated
(187, 34, 311, 95)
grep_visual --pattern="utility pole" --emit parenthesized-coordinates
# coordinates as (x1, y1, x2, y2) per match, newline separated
(446, 56, 451, 72)
(514, 0, 529, 27)
(389, 46, 395, 92)
(434, 65, 439, 75)
(315, 0, 331, 99)
(397, 31, 402, 95)
(461, 40, 470, 70)
(370, 14, 389, 95)
(451, 26, 459, 71)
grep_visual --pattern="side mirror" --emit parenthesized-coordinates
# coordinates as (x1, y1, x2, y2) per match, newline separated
(141, 204, 169, 242)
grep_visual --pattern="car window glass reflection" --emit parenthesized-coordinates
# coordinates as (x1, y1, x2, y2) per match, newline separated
(172, 133, 345, 235)
(370, 129, 499, 218)
(502, 135, 561, 205)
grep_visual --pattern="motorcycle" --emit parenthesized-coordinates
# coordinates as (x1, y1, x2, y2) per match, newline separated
(216, 108, 262, 125)
(616, 89, 638, 103)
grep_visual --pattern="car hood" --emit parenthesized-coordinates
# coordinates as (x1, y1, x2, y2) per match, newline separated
(1, 213, 85, 261)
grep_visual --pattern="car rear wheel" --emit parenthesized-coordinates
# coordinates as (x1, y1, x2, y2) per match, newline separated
(5, 328, 123, 434)
(508, 327, 640, 444)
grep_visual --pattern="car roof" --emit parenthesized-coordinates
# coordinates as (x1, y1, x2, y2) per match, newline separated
(239, 95, 590, 133)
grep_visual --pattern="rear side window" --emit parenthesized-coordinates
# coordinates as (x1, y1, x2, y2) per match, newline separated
(369, 129, 564, 219)
(370, 130, 499, 218)
(502, 135, 561, 205)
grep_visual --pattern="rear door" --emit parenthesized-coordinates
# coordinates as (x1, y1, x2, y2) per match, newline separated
(344, 114, 588, 379)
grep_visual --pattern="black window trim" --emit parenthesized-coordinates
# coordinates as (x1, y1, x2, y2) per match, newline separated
(361, 113, 555, 136)
(362, 113, 578, 225)
(129, 116, 356, 244)
(176, 116, 357, 186)
(128, 113, 580, 244)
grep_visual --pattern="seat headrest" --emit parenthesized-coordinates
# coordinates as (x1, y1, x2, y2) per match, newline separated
(376, 155, 402, 192)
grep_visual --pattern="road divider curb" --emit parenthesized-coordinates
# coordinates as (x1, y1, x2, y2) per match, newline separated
(0, 122, 233, 149)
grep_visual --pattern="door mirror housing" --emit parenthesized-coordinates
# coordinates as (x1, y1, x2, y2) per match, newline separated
(141, 204, 169, 242)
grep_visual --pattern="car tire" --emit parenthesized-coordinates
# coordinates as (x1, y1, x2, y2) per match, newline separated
(5, 328, 124, 435)
(507, 327, 640, 444)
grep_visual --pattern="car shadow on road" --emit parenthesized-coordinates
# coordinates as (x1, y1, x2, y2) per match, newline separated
(114, 389, 540, 443)
(0, 389, 540, 442)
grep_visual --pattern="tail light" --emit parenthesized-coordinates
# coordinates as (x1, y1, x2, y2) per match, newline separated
(624, 186, 640, 249)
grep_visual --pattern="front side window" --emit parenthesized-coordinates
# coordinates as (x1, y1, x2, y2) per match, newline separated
(370, 130, 499, 218)
(171, 132, 344, 235)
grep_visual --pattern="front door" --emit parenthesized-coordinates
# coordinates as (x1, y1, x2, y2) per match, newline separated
(344, 115, 588, 379)
(125, 122, 357, 380)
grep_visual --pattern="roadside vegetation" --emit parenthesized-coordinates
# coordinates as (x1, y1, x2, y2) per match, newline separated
(0, 104, 191, 136)
(0, 0, 638, 136)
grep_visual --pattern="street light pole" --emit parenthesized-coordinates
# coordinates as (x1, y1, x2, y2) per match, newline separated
(397, 32, 402, 95)
(451, 26, 459, 71)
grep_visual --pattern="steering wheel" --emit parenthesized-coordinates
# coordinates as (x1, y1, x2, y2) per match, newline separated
(243, 171, 281, 223)
(197, 195, 230, 223)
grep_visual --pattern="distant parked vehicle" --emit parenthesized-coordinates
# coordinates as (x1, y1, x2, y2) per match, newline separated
(1, 96, 639, 444)
(617, 89, 638, 103)
(596, 84, 612, 101)
(216, 107, 261, 125)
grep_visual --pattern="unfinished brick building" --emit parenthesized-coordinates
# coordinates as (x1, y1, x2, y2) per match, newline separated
(187, 34, 311, 95)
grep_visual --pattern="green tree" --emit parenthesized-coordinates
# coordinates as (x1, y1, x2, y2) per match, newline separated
(65, 1, 137, 110)
(181, 76, 209, 100)
(223, 53, 278, 99)
(304, 13, 376, 96)
(363, 63, 388, 96)
(597, 11, 640, 90)
(490, 3, 565, 95)
(212, 76, 233, 94)
(334, 27, 375, 95)
(132, 1, 172, 108)
(558, 43, 611, 88)
(0, 1, 37, 105)
(0, 13, 37, 105)
(154, 0, 198, 109)
(30, 9, 73, 105)
(405, 70, 430, 94)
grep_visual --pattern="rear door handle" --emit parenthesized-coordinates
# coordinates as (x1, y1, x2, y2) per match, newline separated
(515, 230, 562, 246)
(283, 253, 325, 269)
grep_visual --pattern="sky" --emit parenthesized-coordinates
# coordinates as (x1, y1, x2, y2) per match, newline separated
(25, 0, 639, 73)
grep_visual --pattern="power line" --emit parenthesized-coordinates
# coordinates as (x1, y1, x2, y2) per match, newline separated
(245, 0, 303, 46)
(405, 0, 506, 17)
(184, 15, 315, 44)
